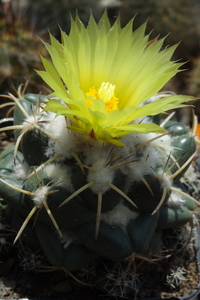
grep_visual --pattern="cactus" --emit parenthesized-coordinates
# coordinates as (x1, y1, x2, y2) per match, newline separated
(0, 12, 199, 298)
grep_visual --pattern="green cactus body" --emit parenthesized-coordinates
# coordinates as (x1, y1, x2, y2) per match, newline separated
(0, 93, 198, 297)
(0, 9, 199, 296)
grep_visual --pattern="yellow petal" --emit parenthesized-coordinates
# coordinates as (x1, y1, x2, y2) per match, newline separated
(38, 11, 197, 146)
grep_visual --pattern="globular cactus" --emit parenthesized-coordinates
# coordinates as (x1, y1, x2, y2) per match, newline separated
(0, 12, 199, 298)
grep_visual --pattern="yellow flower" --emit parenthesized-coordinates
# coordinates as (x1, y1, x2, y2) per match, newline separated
(37, 12, 194, 146)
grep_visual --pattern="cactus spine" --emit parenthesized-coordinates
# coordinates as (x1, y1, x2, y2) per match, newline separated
(0, 12, 199, 298)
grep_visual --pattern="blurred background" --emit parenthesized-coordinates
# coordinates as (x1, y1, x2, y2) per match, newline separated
(1, 0, 200, 124)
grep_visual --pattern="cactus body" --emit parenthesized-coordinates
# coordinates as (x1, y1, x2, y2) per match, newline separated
(0, 93, 197, 297)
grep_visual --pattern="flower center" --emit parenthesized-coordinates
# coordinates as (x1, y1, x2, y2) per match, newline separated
(85, 82, 119, 114)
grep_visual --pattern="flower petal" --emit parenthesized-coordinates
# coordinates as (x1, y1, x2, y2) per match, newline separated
(38, 12, 196, 146)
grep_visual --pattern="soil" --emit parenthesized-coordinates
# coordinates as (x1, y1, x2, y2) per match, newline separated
(0, 256, 99, 300)
(0, 233, 199, 300)
(0, 259, 199, 300)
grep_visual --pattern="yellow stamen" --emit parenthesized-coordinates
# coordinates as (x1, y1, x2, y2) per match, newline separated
(85, 82, 118, 114)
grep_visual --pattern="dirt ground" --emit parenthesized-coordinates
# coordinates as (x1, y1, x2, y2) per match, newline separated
(0, 243, 199, 300)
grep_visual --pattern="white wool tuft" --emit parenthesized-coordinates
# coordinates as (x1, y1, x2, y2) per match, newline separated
(32, 186, 50, 207)
(82, 139, 113, 166)
(44, 163, 74, 192)
(160, 174, 172, 190)
(22, 108, 47, 128)
(14, 162, 28, 181)
(183, 164, 198, 183)
(87, 159, 115, 194)
(22, 115, 39, 128)
(181, 164, 200, 194)
(116, 132, 173, 180)
(167, 189, 185, 207)
(101, 202, 139, 228)
(44, 115, 82, 160)
(145, 132, 173, 153)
